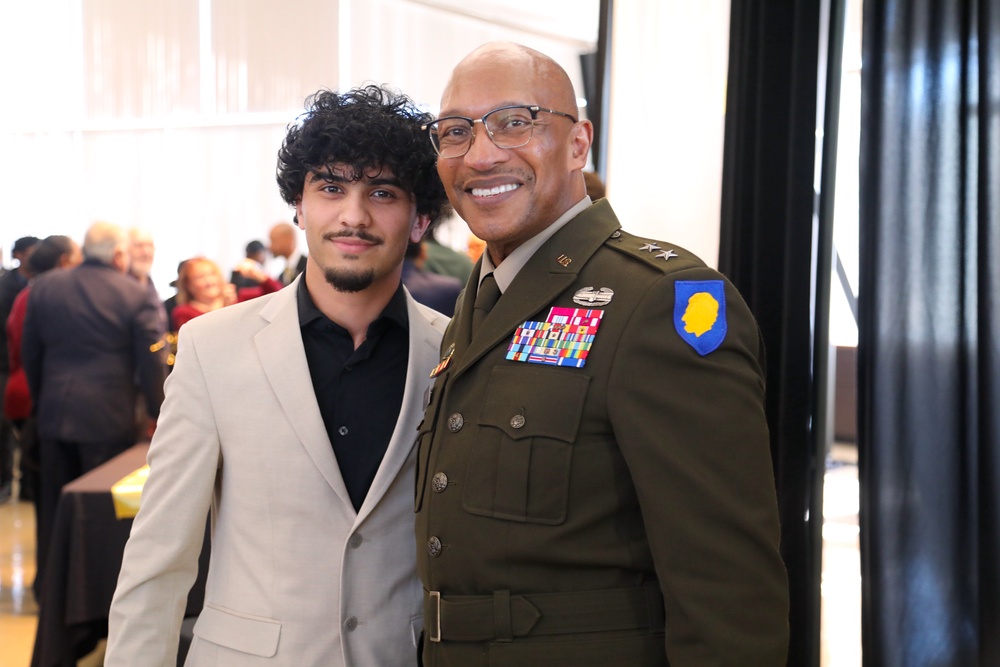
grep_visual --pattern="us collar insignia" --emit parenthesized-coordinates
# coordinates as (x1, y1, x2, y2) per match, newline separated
(506, 307, 605, 368)
(429, 343, 455, 378)
(573, 286, 614, 307)
(674, 280, 727, 356)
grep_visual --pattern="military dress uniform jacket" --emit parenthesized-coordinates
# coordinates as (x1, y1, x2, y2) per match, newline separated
(415, 200, 789, 667)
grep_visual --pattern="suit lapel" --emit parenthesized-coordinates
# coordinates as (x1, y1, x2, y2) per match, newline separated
(356, 295, 446, 523)
(255, 280, 353, 508)
(452, 201, 622, 378)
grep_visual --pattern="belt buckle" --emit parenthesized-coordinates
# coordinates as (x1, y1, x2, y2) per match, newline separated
(429, 591, 441, 643)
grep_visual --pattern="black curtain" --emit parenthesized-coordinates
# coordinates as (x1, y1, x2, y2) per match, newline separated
(720, 1, 839, 665)
(859, 1, 1000, 665)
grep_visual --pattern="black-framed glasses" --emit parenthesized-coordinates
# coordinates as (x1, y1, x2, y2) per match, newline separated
(422, 105, 578, 158)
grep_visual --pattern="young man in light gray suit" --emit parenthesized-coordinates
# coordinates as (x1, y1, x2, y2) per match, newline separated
(106, 86, 451, 666)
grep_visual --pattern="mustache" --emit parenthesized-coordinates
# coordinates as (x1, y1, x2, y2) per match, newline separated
(323, 230, 383, 245)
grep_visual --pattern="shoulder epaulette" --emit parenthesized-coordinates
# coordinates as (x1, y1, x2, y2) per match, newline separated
(603, 229, 706, 272)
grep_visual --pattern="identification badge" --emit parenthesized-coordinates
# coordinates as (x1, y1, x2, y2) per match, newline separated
(506, 307, 604, 368)
(674, 280, 727, 356)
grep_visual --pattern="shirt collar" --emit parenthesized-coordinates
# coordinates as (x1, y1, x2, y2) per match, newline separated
(478, 195, 592, 294)
(296, 278, 409, 332)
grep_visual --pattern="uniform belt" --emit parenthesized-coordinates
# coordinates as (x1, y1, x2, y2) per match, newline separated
(424, 583, 664, 643)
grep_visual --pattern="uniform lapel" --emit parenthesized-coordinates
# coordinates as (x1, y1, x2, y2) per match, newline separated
(255, 280, 353, 508)
(452, 201, 622, 378)
(355, 295, 447, 524)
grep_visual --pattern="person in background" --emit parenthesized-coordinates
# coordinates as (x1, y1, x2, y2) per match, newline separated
(401, 240, 463, 316)
(414, 42, 789, 666)
(0, 236, 39, 502)
(107, 84, 450, 666)
(230, 239, 268, 289)
(270, 221, 307, 285)
(128, 228, 156, 288)
(422, 225, 473, 284)
(171, 256, 282, 330)
(583, 170, 606, 200)
(127, 227, 168, 438)
(22, 221, 165, 597)
(161, 260, 188, 333)
(4, 235, 82, 504)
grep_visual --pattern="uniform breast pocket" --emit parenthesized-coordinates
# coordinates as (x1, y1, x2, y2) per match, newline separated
(463, 366, 590, 525)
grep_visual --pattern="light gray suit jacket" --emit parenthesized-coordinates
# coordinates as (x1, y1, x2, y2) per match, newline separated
(106, 279, 448, 666)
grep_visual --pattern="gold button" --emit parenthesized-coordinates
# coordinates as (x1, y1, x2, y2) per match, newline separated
(447, 413, 464, 432)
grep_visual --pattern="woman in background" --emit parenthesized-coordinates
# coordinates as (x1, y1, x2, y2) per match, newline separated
(171, 256, 281, 330)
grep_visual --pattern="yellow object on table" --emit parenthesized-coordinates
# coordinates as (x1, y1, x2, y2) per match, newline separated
(111, 465, 150, 519)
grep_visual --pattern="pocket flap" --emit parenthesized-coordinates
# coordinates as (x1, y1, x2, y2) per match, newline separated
(192, 604, 281, 657)
(479, 366, 590, 441)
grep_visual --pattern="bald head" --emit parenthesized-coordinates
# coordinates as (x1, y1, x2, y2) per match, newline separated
(269, 221, 298, 259)
(441, 42, 579, 118)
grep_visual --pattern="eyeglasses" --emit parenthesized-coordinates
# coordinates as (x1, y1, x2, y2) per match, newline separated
(423, 105, 578, 158)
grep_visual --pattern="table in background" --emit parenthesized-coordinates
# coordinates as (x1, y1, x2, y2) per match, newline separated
(30, 443, 208, 667)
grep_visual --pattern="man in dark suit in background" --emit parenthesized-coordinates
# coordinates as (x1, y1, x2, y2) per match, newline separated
(402, 240, 463, 316)
(415, 42, 789, 666)
(270, 221, 308, 285)
(22, 220, 166, 594)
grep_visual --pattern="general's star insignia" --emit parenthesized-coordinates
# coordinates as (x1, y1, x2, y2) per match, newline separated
(656, 249, 678, 261)
(639, 243, 661, 252)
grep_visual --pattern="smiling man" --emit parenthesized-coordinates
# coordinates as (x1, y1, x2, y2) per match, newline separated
(415, 42, 789, 666)
(106, 86, 450, 667)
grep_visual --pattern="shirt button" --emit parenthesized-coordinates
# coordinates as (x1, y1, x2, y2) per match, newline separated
(427, 536, 443, 557)
(338, 426, 349, 436)
(345, 616, 358, 631)
(510, 414, 525, 429)
(447, 413, 464, 432)
(431, 472, 449, 493)
(349, 534, 363, 549)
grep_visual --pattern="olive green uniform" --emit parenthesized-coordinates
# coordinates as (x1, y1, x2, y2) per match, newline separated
(415, 201, 788, 666)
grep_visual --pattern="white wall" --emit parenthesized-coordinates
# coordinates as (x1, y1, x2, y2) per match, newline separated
(606, 0, 731, 268)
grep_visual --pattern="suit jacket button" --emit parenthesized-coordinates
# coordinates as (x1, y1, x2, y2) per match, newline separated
(427, 536, 443, 557)
(447, 413, 464, 432)
(432, 472, 449, 493)
(344, 616, 358, 631)
(349, 533, 363, 548)
(510, 414, 525, 429)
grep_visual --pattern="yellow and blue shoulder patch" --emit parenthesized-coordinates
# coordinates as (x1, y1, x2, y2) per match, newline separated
(674, 280, 727, 356)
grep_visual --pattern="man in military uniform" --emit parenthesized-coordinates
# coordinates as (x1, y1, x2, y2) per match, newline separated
(415, 42, 789, 666)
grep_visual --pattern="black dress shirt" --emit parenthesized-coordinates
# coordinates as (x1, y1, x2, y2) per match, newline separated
(297, 280, 409, 511)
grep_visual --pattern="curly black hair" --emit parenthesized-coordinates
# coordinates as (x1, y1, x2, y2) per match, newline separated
(276, 85, 448, 224)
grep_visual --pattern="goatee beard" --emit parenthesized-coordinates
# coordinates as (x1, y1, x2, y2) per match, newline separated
(324, 267, 376, 293)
